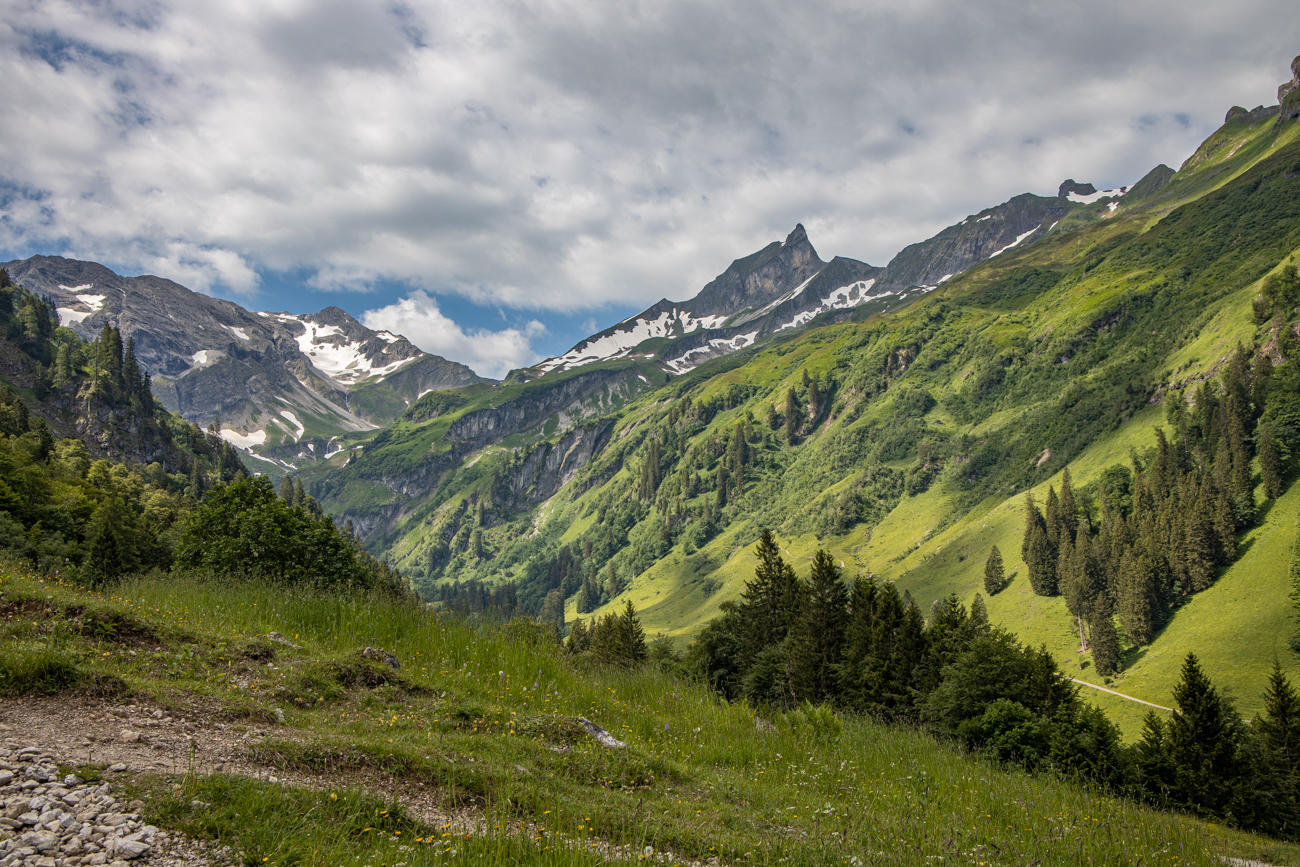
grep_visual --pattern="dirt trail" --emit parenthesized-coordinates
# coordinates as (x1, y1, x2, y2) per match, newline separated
(0, 695, 482, 835)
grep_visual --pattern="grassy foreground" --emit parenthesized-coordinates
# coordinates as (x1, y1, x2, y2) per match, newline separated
(3, 562, 1299, 866)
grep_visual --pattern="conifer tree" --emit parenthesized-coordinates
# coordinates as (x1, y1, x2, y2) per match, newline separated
(576, 574, 599, 614)
(784, 386, 800, 444)
(739, 529, 801, 660)
(1045, 486, 1062, 549)
(189, 460, 206, 499)
(983, 545, 1005, 595)
(1021, 492, 1044, 562)
(618, 599, 648, 664)
(279, 476, 294, 503)
(1059, 469, 1078, 534)
(1062, 522, 1101, 648)
(1259, 660, 1300, 778)
(1089, 594, 1120, 677)
(565, 617, 590, 654)
(1260, 424, 1284, 500)
(788, 550, 848, 703)
(969, 593, 988, 632)
(1025, 522, 1056, 596)
(1168, 653, 1241, 816)
(1117, 549, 1158, 646)
(539, 589, 565, 633)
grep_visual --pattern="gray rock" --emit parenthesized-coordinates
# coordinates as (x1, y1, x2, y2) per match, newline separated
(359, 647, 400, 669)
(576, 718, 626, 749)
(114, 838, 151, 859)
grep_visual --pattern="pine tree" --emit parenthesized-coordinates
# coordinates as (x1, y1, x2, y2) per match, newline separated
(1045, 486, 1062, 549)
(1059, 469, 1078, 534)
(617, 599, 647, 664)
(539, 589, 565, 633)
(576, 574, 599, 614)
(1117, 549, 1158, 646)
(1260, 424, 1284, 500)
(1025, 523, 1057, 596)
(1168, 653, 1241, 816)
(1021, 492, 1044, 562)
(279, 476, 294, 503)
(739, 529, 801, 660)
(1063, 522, 1101, 648)
(1259, 660, 1300, 777)
(189, 460, 206, 499)
(983, 545, 1005, 595)
(565, 617, 590, 654)
(784, 386, 800, 444)
(788, 550, 848, 704)
(969, 592, 988, 631)
(1089, 594, 1120, 677)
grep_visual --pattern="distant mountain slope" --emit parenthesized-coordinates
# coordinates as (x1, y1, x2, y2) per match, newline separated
(0, 256, 488, 469)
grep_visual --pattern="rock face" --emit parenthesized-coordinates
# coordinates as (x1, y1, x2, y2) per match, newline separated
(1, 256, 488, 468)
(493, 419, 616, 509)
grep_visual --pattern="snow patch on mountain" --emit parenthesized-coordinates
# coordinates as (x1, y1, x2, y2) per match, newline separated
(189, 349, 226, 369)
(279, 410, 305, 440)
(989, 225, 1041, 258)
(292, 317, 417, 384)
(775, 278, 883, 332)
(1067, 186, 1127, 205)
(220, 428, 268, 449)
(538, 309, 692, 373)
(665, 330, 761, 374)
(55, 289, 106, 326)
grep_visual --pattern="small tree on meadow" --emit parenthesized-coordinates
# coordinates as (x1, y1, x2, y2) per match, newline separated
(984, 546, 1006, 595)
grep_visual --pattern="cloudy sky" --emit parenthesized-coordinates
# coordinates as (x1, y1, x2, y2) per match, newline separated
(1, 0, 1297, 377)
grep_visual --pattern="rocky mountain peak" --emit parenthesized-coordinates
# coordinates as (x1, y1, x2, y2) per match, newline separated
(1057, 180, 1096, 199)
(1280, 55, 1300, 105)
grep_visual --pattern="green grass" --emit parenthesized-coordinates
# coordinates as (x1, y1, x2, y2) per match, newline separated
(4, 563, 1300, 865)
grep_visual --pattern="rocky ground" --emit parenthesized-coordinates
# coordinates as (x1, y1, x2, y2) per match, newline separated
(0, 695, 483, 867)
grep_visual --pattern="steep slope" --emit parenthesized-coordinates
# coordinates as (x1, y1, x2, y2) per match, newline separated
(1, 256, 488, 468)
(321, 62, 1300, 735)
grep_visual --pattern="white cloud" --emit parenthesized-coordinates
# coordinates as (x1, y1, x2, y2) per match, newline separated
(361, 290, 544, 379)
(0, 0, 1297, 313)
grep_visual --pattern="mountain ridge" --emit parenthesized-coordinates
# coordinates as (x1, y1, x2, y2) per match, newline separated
(0, 255, 490, 470)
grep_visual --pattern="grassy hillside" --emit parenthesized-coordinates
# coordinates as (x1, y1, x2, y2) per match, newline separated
(295, 113, 1300, 744)
(3, 562, 1298, 866)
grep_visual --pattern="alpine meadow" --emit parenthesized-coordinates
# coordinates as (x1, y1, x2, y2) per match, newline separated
(5, 33, 1300, 867)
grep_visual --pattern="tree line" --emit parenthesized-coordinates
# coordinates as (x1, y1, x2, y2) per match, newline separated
(688, 529, 1300, 841)
(1012, 344, 1297, 675)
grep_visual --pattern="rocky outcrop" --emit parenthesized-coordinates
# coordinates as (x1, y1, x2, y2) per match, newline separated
(1278, 55, 1300, 105)
(687, 224, 826, 319)
(447, 368, 643, 445)
(493, 419, 616, 509)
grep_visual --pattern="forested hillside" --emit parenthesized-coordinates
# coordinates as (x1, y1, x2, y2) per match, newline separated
(0, 268, 404, 593)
